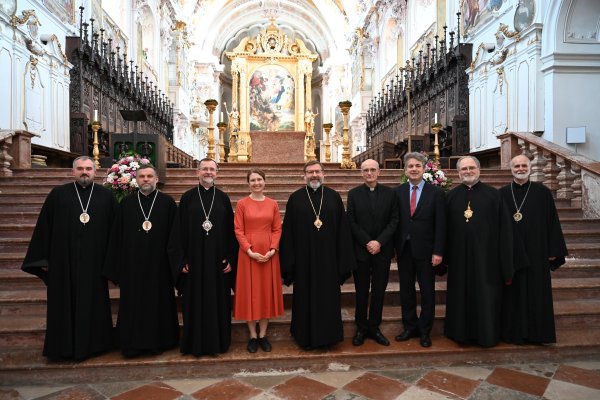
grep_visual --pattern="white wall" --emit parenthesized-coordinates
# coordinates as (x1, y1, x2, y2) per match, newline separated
(0, 0, 74, 152)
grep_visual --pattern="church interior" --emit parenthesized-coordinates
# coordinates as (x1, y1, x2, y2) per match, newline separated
(1, 0, 600, 398)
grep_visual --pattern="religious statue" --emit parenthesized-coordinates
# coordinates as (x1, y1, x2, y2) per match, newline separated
(304, 109, 318, 135)
(224, 103, 240, 132)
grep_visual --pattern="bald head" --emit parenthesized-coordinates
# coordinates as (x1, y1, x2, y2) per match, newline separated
(360, 159, 380, 188)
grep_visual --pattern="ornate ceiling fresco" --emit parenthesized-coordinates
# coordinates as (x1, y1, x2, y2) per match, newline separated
(185, 0, 359, 72)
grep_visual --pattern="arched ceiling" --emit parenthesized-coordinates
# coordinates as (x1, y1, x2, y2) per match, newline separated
(187, 0, 359, 70)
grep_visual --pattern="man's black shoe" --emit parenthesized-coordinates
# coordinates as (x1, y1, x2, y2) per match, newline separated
(370, 329, 390, 346)
(420, 333, 432, 347)
(247, 338, 259, 353)
(352, 330, 366, 346)
(395, 329, 419, 342)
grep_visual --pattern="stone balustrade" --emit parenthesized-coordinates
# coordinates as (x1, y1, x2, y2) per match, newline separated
(164, 139, 195, 168)
(499, 132, 600, 219)
(0, 130, 36, 177)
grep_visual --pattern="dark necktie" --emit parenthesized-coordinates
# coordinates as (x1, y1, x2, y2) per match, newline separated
(410, 185, 418, 216)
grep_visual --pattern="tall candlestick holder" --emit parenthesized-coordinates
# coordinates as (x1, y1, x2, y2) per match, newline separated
(323, 123, 333, 162)
(204, 99, 218, 160)
(217, 121, 227, 162)
(338, 101, 356, 169)
(431, 123, 442, 163)
(91, 116, 101, 169)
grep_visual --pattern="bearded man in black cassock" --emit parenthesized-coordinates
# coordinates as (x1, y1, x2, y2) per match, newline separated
(444, 156, 514, 347)
(280, 160, 356, 350)
(22, 156, 117, 361)
(168, 158, 238, 356)
(499, 154, 567, 345)
(104, 165, 179, 357)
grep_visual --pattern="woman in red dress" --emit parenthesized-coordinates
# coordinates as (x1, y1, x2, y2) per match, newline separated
(233, 169, 284, 353)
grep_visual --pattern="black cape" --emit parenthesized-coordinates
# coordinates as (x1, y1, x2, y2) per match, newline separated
(279, 185, 357, 349)
(104, 190, 179, 356)
(22, 182, 116, 360)
(168, 185, 238, 356)
(499, 181, 567, 344)
(444, 182, 514, 347)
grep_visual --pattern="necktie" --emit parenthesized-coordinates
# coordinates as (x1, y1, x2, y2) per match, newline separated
(410, 185, 418, 216)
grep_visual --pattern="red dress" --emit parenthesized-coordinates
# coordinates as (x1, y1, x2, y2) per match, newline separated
(233, 196, 284, 321)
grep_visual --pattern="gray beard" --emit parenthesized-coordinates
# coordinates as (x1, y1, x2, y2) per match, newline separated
(514, 172, 529, 181)
(201, 178, 214, 187)
(308, 180, 322, 190)
(140, 184, 156, 195)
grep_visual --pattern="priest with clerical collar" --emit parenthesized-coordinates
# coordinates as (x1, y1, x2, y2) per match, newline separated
(499, 154, 567, 345)
(104, 164, 179, 357)
(22, 156, 117, 361)
(443, 155, 514, 347)
(168, 158, 238, 357)
(280, 160, 356, 350)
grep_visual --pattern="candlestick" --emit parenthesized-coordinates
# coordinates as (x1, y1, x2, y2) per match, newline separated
(220, 111, 224, 122)
(93, 109, 99, 122)
(434, 113, 438, 124)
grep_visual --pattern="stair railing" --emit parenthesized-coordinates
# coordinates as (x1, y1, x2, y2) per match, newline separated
(498, 131, 600, 219)
(0, 130, 15, 176)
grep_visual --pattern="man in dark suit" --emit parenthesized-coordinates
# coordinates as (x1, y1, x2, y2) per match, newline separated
(394, 152, 446, 347)
(347, 159, 400, 346)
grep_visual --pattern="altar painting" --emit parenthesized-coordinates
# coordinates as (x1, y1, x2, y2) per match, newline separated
(249, 65, 295, 131)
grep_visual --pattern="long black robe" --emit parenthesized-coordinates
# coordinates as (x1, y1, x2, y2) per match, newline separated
(168, 185, 237, 356)
(22, 182, 116, 360)
(104, 190, 179, 356)
(499, 181, 567, 344)
(279, 185, 357, 349)
(444, 182, 513, 347)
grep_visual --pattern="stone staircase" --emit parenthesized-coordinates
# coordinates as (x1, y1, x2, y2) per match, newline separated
(1, 164, 600, 385)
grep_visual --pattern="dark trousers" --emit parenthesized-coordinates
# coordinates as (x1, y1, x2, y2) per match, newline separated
(398, 243, 435, 334)
(353, 256, 391, 332)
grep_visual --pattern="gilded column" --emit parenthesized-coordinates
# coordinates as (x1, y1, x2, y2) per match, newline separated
(239, 69, 248, 132)
(298, 71, 305, 131)
(231, 63, 239, 111)
(305, 71, 312, 111)
(204, 99, 218, 160)
(323, 123, 333, 162)
(217, 122, 227, 161)
(339, 101, 356, 169)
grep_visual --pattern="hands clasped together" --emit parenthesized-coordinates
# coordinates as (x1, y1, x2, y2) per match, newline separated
(247, 248, 276, 263)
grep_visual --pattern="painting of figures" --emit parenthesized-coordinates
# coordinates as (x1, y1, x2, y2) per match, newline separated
(462, 0, 505, 33)
(249, 65, 295, 131)
(43, 0, 76, 24)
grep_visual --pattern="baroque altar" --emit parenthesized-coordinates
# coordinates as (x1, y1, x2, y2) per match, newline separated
(225, 19, 318, 162)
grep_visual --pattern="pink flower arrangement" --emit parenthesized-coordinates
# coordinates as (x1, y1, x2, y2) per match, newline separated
(401, 153, 452, 191)
(103, 154, 151, 201)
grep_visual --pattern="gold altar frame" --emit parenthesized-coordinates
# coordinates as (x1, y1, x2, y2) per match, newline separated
(226, 19, 318, 133)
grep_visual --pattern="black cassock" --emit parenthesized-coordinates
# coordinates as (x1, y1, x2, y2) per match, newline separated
(280, 185, 356, 349)
(104, 190, 179, 356)
(444, 182, 513, 347)
(22, 182, 116, 360)
(500, 181, 567, 344)
(168, 185, 237, 356)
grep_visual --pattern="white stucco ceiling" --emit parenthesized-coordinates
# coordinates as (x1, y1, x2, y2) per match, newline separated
(188, 0, 358, 67)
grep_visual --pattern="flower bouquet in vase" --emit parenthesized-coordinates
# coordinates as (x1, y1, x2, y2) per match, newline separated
(103, 154, 151, 202)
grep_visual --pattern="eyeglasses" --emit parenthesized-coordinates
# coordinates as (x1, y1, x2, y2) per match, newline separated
(305, 169, 323, 175)
(459, 166, 478, 172)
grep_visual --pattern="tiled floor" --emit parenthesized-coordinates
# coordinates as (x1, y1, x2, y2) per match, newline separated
(2, 359, 599, 399)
